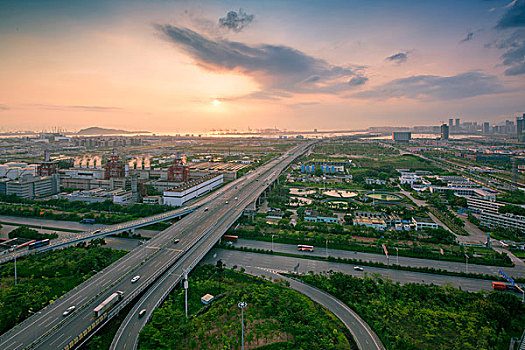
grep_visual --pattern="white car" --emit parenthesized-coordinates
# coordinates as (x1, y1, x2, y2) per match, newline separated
(131, 275, 141, 283)
(62, 305, 76, 316)
(353, 266, 364, 271)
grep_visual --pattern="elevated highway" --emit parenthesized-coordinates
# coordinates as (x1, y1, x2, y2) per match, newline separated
(0, 141, 313, 350)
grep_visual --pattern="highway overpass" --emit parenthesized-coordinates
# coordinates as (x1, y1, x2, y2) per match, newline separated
(0, 141, 313, 350)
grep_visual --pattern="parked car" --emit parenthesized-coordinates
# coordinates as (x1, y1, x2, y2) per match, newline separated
(353, 266, 364, 271)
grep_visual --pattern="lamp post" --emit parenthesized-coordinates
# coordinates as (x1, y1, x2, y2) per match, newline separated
(14, 253, 17, 285)
(271, 235, 275, 252)
(184, 271, 189, 320)
(238, 301, 247, 350)
(465, 254, 469, 274)
(326, 239, 328, 257)
(395, 247, 399, 265)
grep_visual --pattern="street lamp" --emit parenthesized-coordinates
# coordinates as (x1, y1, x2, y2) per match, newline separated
(271, 235, 275, 252)
(465, 254, 469, 274)
(14, 253, 17, 285)
(395, 247, 399, 265)
(238, 301, 247, 350)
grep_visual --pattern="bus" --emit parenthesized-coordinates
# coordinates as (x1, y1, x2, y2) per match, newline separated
(492, 282, 507, 290)
(93, 291, 124, 318)
(297, 245, 314, 252)
(222, 235, 238, 242)
(28, 239, 50, 250)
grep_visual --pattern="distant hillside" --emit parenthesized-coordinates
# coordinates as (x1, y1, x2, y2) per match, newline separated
(76, 127, 151, 135)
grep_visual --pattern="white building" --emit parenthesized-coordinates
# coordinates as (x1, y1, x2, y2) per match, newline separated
(142, 196, 162, 205)
(163, 174, 223, 207)
(112, 190, 133, 205)
(467, 197, 505, 215)
(399, 174, 420, 185)
(430, 186, 496, 201)
(411, 217, 439, 231)
(365, 178, 387, 185)
(61, 168, 105, 180)
(480, 212, 525, 233)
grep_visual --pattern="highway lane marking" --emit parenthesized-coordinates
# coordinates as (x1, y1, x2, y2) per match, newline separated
(48, 333, 67, 347)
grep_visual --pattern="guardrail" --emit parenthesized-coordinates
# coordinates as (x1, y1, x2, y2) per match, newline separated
(0, 208, 196, 265)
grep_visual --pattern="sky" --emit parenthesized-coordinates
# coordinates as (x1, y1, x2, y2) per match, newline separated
(0, 0, 524, 133)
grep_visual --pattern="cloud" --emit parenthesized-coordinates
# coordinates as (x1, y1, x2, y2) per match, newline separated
(385, 52, 409, 64)
(460, 32, 474, 43)
(494, 29, 525, 75)
(31, 104, 121, 112)
(496, 0, 524, 29)
(349, 76, 368, 86)
(156, 24, 366, 98)
(351, 72, 506, 100)
(219, 9, 254, 32)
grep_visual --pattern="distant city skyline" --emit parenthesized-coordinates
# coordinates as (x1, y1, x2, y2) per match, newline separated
(0, 0, 524, 133)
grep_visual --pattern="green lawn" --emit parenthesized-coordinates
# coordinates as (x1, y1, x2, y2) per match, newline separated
(297, 272, 525, 350)
(138, 264, 354, 350)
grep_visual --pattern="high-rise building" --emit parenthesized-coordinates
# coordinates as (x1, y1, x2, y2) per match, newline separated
(455, 118, 461, 131)
(517, 114, 525, 140)
(483, 122, 490, 134)
(441, 124, 449, 140)
(392, 132, 411, 143)
(448, 118, 454, 131)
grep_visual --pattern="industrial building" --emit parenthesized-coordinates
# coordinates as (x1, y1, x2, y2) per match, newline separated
(163, 174, 223, 207)
(105, 149, 126, 179)
(57, 188, 133, 205)
(0, 174, 60, 199)
(37, 151, 58, 177)
(430, 186, 496, 201)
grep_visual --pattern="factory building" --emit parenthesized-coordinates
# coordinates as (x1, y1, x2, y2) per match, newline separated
(105, 149, 125, 179)
(37, 151, 58, 177)
(163, 174, 223, 207)
(0, 174, 60, 199)
(167, 155, 190, 182)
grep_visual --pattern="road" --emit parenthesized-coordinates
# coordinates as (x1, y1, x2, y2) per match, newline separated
(234, 239, 525, 278)
(0, 142, 313, 350)
(0, 216, 159, 238)
(241, 266, 385, 350)
(202, 249, 495, 292)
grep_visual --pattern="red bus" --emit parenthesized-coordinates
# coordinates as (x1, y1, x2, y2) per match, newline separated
(222, 235, 238, 242)
(297, 245, 314, 252)
(16, 240, 37, 250)
(492, 282, 507, 291)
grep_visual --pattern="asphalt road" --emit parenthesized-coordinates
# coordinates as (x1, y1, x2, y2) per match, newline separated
(0, 142, 312, 350)
(240, 266, 386, 350)
(0, 215, 159, 238)
(202, 249, 495, 292)
(235, 239, 525, 278)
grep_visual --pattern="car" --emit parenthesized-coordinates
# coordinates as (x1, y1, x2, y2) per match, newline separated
(138, 309, 147, 318)
(235, 197, 238, 201)
(353, 266, 364, 271)
(225, 201, 229, 204)
(62, 305, 76, 316)
(173, 239, 180, 244)
(225, 241, 233, 246)
(131, 275, 141, 283)
(204, 207, 209, 212)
